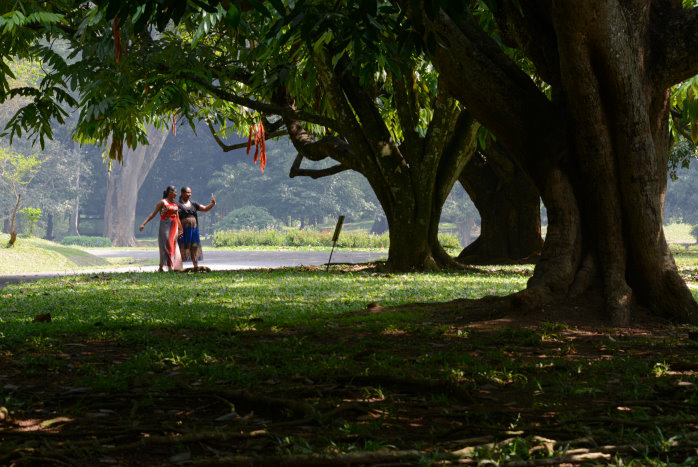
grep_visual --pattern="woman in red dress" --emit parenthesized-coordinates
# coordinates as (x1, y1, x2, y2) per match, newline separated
(139, 185, 183, 271)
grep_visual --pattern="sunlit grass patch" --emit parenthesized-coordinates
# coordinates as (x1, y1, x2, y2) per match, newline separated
(0, 268, 528, 332)
(0, 234, 109, 274)
(0, 267, 528, 392)
(665, 222, 696, 245)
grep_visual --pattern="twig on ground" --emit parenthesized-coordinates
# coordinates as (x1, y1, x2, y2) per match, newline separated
(106, 429, 270, 452)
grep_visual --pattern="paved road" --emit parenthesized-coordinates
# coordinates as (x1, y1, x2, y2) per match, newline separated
(84, 248, 386, 269)
(0, 249, 387, 287)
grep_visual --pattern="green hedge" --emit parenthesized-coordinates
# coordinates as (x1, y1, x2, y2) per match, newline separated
(212, 228, 461, 249)
(60, 236, 113, 247)
(214, 206, 278, 231)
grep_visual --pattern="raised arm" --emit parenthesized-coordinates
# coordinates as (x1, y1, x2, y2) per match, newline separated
(198, 194, 216, 212)
(140, 201, 164, 231)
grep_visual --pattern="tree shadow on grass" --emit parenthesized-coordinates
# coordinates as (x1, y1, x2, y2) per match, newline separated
(1, 293, 697, 465)
(40, 245, 110, 268)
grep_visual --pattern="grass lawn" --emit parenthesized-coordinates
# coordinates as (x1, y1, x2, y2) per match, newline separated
(665, 222, 697, 245)
(0, 234, 112, 274)
(1, 257, 698, 465)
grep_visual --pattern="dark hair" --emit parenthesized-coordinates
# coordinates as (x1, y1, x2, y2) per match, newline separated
(162, 185, 177, 198)
(179, 186, 191, 202)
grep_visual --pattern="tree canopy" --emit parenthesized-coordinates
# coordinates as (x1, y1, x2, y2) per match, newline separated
(1, 1, 486, 269)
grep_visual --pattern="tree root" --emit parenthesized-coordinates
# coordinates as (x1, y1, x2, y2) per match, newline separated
(174, 386, 315, 419)
(5, 413, 698, 465)
(269, 401, 371, 428)
(105, 429, 271, 452)
(332, 373, 474, 403)
(183, 437, 676, 466)
(190, 449, 429, 466)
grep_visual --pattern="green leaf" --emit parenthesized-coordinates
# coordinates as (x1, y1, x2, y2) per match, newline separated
(688, 99, 697, 124)
(268, 0, 286, 15)
(247, 0, 271, 17)
(226, 3, 241, 28)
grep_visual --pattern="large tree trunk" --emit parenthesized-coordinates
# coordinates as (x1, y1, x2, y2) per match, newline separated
(381, 188, 440, 271)
(103, 126, 168, 246)
(284, 55, 480, 271)
(412, 0, 698, 324)
(458, 148, 542, 264)
(68, 142, 81, 236)
(544, 2, 695, 325)
(383, 112, 480, 270)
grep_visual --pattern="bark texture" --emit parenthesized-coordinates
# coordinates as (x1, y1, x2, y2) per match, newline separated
(8, 193, 19, 245)
(103, 126, 168, 246)
(411, 0, 698, 324)
(68, 142, 82, 236)
(458, 148, 542, 264)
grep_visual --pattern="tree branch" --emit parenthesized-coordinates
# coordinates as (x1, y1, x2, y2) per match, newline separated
(433, 108, 479, 207)
(177, 72, 339, 130)
(336, 56, 405, 164)
(654, 4, 698, 86)
(391, 69, 422, 161)
(424, 84, 461, 165)
(289, 153, 349, 179)
(284, 118, 355, 165)
(493, 0, 562, 90)
(405, 2, 560, 187)
(206, 120, 286, 152)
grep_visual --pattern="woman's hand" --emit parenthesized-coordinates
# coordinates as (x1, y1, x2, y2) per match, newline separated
(139, 224, 145, 232)
(211, 193, 216, 205)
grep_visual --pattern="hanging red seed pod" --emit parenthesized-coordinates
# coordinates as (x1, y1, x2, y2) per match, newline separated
(246, 125, 253, 155)
(113, 17, 122, 64)
(253, 123, 260, 163)
(259, 122, 266, 172)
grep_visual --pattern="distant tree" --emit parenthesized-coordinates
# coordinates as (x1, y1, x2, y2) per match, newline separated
(19, 206, 41, 236)
(665, 140, 698, 224)
(0, 56, 96, 240)
(215, 206, 277, 231)
(0, 146, 41, 245)
(103, 125, 169, 246)
(206, 139, 379, 227)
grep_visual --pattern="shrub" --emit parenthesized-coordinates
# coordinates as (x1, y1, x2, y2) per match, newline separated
(212, 228, 285, 247)
(212, 228, 461, 249)
(214, 206, 278, 231)
(439, 233, 461, 250)
(60, 236, 112, 247)
(19, 207, 41, 236)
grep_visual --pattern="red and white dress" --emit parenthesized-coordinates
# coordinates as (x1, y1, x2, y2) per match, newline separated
(158, 199, 183, 271)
